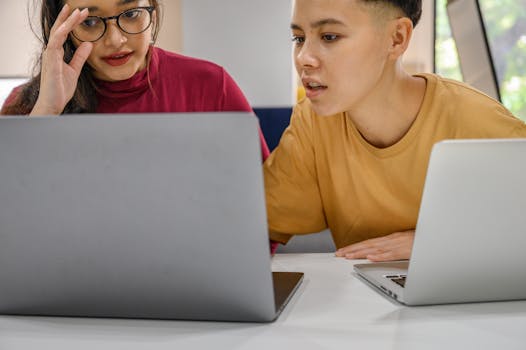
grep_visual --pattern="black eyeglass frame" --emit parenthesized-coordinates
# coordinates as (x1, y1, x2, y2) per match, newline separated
(72, 6, 156, 43)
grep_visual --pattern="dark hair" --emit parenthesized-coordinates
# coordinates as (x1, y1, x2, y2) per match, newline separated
(363, 0, 422, 27)
(2, 0, 162, 115)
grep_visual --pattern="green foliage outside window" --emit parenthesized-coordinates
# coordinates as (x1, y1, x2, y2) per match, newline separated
(435, 0, 526, 121)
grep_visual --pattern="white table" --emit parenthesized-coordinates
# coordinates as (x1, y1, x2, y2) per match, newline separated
(1, 253, 525, 349)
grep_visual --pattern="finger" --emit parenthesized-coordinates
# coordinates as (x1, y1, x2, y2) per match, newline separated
(69, 42, 93, 74)
(335, 237, 391, 256)
(367, 251, 396, 262)
(367, 241, 413, 261)
(344, 247, 384, 260)
(48, 8, 89, 49)
(336, 231, 416, 258)
(367, 250, 406, 262)
(336, 242, 373, 255)
(49, 5, 88, 40)
(352, 238, 413, 258)
(48, 8, 80, 49)
(49, 4, 71, 37)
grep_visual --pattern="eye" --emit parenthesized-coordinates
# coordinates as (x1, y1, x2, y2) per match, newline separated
(292, 35, 305, 45)
(322, 34, 339, 42)
(81, 17, 101, 28)
(122, 9, 142, 19)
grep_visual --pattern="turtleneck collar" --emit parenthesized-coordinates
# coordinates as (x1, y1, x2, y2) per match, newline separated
(95, 46, 159, 99)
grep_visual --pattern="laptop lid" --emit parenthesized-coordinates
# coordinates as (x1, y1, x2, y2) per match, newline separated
(355, 139, 526, 305)
(0, 113, 302, 322)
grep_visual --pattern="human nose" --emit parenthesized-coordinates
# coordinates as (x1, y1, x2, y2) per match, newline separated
(103, 20, 127, 47)
(295, 39, 320, 69)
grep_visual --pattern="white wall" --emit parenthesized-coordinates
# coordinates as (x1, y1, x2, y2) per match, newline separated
(181, 0, 294, 108)
(0, 1, 40, 77)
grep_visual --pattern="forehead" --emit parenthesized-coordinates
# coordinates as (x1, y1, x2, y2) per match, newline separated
(291, 0, 370, 28)
(65, 0, 149, 12)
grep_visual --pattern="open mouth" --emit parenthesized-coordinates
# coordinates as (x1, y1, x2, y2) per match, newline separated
(303, 81, 328, 98)
(305, 81, 328, 91)
(102, 52, 133, 66)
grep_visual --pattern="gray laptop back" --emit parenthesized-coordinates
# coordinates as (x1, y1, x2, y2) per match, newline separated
(0, 113, 297, 322)
(405, 139, 526, 305)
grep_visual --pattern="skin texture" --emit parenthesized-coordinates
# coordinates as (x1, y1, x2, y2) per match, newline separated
(31, 0, 155, 116)
(291, 0, 426, 261)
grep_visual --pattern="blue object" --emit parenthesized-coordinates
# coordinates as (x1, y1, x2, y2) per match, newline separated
(253, 107, 293, 151)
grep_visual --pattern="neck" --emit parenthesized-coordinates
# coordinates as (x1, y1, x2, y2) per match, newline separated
(346, 62, 427, 148)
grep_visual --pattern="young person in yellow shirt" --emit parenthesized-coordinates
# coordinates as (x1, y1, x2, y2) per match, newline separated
(264, 0, 526, 261)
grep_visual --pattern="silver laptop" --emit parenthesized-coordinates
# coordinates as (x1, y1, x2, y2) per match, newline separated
(354, 139, 526, 305)
(0, 113, 303, 322)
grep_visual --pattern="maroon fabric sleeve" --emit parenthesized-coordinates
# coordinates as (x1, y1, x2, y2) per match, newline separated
(270, 240, 280, 256)
(1, 87, 22, 114)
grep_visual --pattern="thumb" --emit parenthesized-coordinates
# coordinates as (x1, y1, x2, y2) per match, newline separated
(69, 42, 93, 75)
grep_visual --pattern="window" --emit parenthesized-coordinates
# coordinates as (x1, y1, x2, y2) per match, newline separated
(435, 0, 526, 121)
(480, 0, 526, 121)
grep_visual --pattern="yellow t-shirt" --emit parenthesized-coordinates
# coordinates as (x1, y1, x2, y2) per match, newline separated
(264, 73, 526, 248)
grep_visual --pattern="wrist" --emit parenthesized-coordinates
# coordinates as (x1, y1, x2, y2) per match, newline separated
(30, 99, 64, 116)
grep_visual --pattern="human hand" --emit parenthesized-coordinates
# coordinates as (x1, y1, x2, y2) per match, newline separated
(335, 230, 415, 262)
(31, 4, 93, 116)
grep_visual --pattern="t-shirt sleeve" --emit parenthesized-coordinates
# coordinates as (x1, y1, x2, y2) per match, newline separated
(263, 104, 327, 244)
(219, 68, 270, 160)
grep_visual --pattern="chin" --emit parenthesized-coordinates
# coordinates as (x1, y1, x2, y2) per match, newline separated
(96, 70, 136, 82)
(92, 60, 141, 82)
(113, 72, 137, 81)
(309, 101, 343, 117)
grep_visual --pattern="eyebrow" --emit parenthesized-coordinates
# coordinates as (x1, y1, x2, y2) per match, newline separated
(291, 18, 347, 31)
(83, 0, 139, 12)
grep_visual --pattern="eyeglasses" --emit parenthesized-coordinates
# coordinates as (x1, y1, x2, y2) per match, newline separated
(71, 7, 155, 43)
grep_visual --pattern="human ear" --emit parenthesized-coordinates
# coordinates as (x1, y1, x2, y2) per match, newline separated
(388, 17, 413, 59)
(150, 9, 158, 44)
(153, 9, 158, 30)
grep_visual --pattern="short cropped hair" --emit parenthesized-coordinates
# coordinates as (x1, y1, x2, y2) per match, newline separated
(361, 0, 423, 27)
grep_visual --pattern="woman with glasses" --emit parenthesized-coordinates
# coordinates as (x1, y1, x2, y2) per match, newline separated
(1, 0, 270, 158)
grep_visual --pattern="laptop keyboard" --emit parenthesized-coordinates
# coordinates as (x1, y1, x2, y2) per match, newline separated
(386, 275, 407, 288)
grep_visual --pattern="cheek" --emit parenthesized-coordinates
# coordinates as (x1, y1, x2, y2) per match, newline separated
(85, 44, 101, 65)
(127, 33, 153, 65)
(294, 54, 302, 73)
(135, 29, 153, 47)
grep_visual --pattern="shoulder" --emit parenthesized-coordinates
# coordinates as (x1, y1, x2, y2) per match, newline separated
(153, 47, 226, 80)
(288, 98, 316, 133)
(420, 73, 520, 120)
(1, 85, 25, 115)
(291, 98, 317, 123)
(420, 73, 510, 113)
(418, 73, 526, 135)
